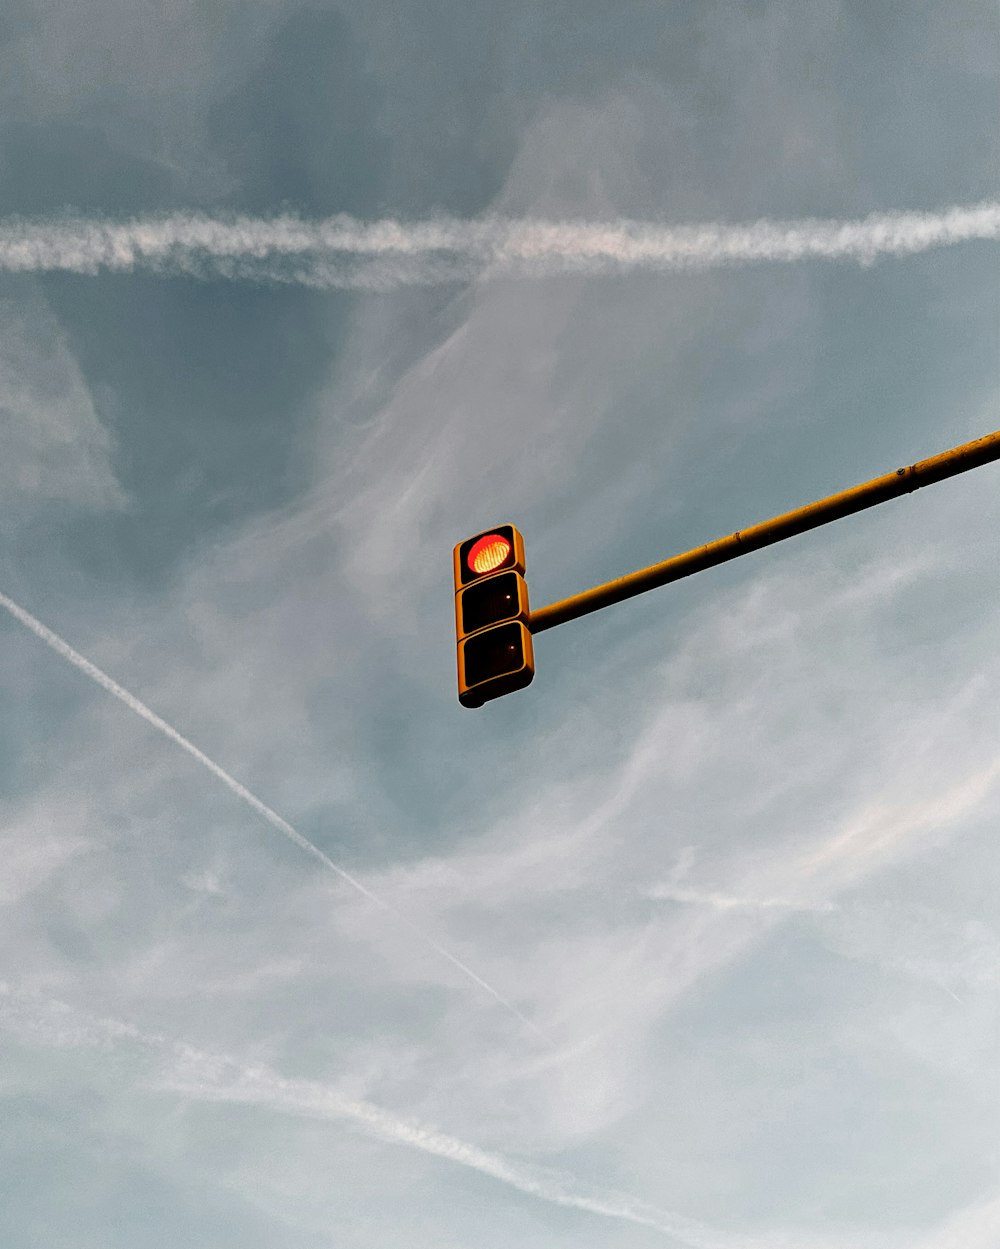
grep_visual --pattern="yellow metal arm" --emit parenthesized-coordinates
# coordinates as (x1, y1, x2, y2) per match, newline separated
(529, 427, 1000, 635)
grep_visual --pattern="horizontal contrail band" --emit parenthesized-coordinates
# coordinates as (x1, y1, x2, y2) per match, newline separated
(0, 590, 538, 1034)
(0, 201, 997, 289)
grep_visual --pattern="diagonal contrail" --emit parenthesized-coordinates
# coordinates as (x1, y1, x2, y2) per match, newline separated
(0, 200, 997, 289)
(0, 984, 764, 1249)
(0, 591, 540, 1036)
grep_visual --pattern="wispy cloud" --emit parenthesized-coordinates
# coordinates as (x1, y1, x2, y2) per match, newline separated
(0, 201, 996, 288)
(0, 983, 763, 1249)
(0, 591, 538, 1035)
(797, 747, 1000, 894)
(171, 1068, 747, 1247)
(0, 289, 126, 511)
(910, 1192, 1000, 1249)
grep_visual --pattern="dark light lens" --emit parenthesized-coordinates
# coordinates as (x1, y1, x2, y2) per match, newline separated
(461, 571, 519, 635)
(462, 622, 525, 688)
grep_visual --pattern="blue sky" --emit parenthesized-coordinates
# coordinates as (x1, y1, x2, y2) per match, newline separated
(1, 3, 998, 1246)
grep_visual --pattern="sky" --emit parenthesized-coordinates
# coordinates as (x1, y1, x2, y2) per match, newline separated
(0, 2, 998, 1247)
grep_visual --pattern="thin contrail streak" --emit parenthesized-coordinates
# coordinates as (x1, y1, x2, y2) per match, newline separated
(646, 884, 838, 913)
(0, 200, 997, 289)
(173, 1076, 754, 1248)
(0, 985, 759, 1249)
(0, 591, 539, 1035)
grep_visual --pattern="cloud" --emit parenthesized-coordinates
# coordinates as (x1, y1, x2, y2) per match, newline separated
(910, 1192, 1000, 1249)
(0, 588, 539, 1036)
(0, 286, 126, 510)
(793, 711, 1000, 897)
(0, 201, 996, 288)
(0, 795, 91, 906)
(0, 983, 768, 1249)
(647, 883, 838, 913)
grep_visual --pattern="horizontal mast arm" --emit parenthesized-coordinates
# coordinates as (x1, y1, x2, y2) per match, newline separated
(528, 427, 1000, 635)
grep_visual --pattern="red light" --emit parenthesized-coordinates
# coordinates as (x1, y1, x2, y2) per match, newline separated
(467, 533, 511, 575)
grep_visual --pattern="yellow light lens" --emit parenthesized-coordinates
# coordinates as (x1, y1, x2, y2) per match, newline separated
(468, 533, 512, 575)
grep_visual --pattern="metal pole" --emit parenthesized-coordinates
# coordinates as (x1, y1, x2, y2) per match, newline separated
(529, 427, 1000, 635)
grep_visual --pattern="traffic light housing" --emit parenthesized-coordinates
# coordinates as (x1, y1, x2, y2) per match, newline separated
(453, 524, 534, 708)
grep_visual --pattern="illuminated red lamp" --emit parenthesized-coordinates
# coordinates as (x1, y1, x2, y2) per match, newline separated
(453, 524, 525, 588)
(467, 532, 512, 576)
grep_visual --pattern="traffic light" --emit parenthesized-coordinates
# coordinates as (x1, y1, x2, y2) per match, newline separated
(453, 524, 534, 708)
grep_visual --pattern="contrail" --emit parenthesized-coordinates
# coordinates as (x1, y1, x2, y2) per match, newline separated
(0, 984, 767, 1249)
(0, 591, 539, 1035)
(0, 200, 997, 289)
(646, 883, 838, 913)
(170, 1071, 755, 1247)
